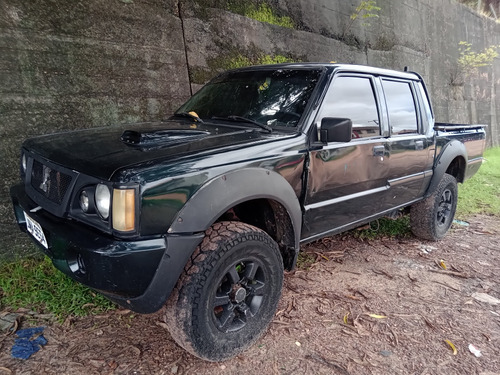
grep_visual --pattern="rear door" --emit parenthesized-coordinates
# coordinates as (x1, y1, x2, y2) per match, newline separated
(380, 78, 434, 209)
(302, 74, 390, 240)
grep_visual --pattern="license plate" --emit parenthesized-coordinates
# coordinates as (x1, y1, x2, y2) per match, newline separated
(24, 212, 48, 249)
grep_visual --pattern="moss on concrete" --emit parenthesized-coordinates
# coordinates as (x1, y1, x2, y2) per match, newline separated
(240, 3, 294, 28)
(373, 35, 396, 51)
(189, 0, 294, 28)
(190, 46, 300, 84)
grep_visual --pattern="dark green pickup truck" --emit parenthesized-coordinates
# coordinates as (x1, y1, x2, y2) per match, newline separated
(11, 63, 486, 361)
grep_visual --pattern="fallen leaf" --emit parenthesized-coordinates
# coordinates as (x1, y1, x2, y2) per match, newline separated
(367, 314, 387, 319)
(439, 260, 447, 270)
(424, 318, 436, 330)
(472, 293, 500, 305)
(444, 339, 457, 355)
(343, 312, 350, 324)
(108, 360, 118, 370)
(155, 321, 169, 329)
(346, 295, 361, 300)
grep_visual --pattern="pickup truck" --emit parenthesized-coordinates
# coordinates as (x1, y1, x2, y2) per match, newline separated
(10, 63, 486, 361)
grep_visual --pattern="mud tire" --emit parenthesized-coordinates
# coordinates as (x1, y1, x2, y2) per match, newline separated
(165, 221, 283, 361)
(411, 173, 458, 241)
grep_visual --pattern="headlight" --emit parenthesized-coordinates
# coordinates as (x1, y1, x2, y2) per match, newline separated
(95, 184, 111, 219)
(112, 188, 136, 232)
(21, 154, 27, 174)
(79, 190, 90, 212)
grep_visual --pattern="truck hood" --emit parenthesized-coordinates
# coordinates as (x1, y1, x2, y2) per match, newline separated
(23, 120, 278, 181)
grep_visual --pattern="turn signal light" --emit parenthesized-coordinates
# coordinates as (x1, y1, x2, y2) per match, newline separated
(112, 189, 135, 232)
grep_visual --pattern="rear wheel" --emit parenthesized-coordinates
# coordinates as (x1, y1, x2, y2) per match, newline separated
(165, 221, 283, 361)
(411, 173, 458, 241)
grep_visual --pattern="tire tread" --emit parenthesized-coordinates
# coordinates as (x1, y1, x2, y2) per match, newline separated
(164, 221, 283, 361)
(411, 173, 457, 241)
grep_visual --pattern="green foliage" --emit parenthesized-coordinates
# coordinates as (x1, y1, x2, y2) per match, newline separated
(296, 251, 317, 270)
(224, 55, 253, 70)
(258, 54, 295, 65)
(225, 54, 295, 69)
(227, 2, 294, 28)
(351, 216, 411, 240)
(458, 41, 499, 77)
(0, 257, 116, 320)
(456, 147, 500, 217)
(343, 0, 381, 39)
(350, 0, 381, 25)
(244, 3, 294, 28)
(190, 48, 298, 84)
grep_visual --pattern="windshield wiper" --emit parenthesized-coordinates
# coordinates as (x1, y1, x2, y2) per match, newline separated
(172, 112, 204, 123)
(211, 115, 272, 133)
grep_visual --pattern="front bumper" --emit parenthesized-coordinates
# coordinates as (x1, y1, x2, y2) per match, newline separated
(11, 183, 204, 313)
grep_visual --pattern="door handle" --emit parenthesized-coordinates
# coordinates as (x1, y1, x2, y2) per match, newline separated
(373, 145, 385, 157)
(415, 140, 424, 150)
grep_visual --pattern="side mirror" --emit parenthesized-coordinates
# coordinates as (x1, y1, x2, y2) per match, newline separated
(320, 118, 352, 143)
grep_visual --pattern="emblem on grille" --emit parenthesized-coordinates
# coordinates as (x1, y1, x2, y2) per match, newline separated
(40, 165, 51, 193)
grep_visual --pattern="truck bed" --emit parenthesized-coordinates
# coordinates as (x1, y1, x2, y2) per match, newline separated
(434, 123, 486, 132)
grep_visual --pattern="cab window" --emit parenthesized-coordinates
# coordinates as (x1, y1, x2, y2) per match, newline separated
(382, 80, 418, 135)
(318, 76, 381, 139)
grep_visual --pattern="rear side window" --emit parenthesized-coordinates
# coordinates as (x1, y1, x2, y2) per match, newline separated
(415, 81, 433, 133)
(382, 80, 418, 135)
(318, 76, 380, 139)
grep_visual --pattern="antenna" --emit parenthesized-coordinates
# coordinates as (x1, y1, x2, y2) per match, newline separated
(404, 66, 409, 72)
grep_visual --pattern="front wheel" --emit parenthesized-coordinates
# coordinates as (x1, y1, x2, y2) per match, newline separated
(410, 173, 458, 241)
(165, 221, 284, 361)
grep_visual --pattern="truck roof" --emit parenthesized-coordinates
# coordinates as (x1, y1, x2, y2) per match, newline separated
(232, 62, 421, 81)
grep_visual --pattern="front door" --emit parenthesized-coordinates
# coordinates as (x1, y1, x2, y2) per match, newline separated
(302, 74, 390, 241)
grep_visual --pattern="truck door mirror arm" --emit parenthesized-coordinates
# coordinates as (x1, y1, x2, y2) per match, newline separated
(320, 118, 352, 143)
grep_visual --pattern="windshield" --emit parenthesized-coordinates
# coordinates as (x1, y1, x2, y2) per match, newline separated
(176, 68, 322, 128)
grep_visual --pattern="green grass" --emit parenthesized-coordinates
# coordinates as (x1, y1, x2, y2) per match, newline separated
(0, 256, 115, 320)
(355, 146, 500, 238)
(351, 216, 411, 240)
(296, 251, 317, 269)
(457, 147, 500, 217)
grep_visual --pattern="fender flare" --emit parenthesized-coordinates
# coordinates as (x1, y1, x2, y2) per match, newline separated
(425, 140, 467, 197)
(168, 167, 302, 251)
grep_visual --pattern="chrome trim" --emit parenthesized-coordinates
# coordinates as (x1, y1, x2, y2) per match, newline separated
(388, 171, 429, 187)
(304, 185, 389, 211)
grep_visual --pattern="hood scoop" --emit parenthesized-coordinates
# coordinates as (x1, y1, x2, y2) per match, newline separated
(121, 129, 210, 148)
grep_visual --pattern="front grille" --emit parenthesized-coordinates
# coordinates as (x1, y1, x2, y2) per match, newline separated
(31, 159, 73, 205)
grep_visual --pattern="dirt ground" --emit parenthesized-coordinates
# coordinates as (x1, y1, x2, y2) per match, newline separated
(1, 215, 499, 375)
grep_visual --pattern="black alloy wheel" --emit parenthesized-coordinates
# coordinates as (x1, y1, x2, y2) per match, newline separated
(212, 259, 267, 333)
(411, 173, 458, 241)
(164, 221, 284, 361)
(436, 187, 454, 228)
